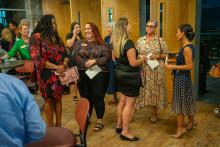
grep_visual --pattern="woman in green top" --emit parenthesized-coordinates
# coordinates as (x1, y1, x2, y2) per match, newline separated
(0, 20, 30, 60)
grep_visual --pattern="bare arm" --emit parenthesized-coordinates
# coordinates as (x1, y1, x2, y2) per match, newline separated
(166, 47, 193, 70)
(67, 34, 77, 48)
(127, 48, 144, 67)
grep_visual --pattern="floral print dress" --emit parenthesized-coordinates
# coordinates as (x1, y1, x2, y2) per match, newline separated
(135, 35, 168, 109)
(30, 33, 67, 100)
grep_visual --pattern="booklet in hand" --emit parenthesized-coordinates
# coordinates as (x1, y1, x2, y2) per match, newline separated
(146, 53, 159, 70)
(59, 66, 79, 85)
(85, 65, 102, 79)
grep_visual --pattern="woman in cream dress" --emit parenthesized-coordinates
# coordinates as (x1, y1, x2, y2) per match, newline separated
(135, 20, 168, 123)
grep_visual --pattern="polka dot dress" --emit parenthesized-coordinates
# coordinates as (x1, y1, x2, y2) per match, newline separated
(172, 44, 196, 115)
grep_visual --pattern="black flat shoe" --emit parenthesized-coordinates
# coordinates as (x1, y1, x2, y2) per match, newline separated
(120, 134, 139, 141)
(115, 128, 122, 133)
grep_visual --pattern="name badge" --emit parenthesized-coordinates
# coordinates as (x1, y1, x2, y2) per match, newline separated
(81, 43, 87, 47)
(21, 45, 26, 48)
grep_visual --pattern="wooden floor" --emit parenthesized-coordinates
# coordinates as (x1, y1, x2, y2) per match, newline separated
(36, 94, 220, 147)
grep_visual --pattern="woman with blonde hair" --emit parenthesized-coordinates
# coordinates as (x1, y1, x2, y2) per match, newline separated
(0, 20, 30, 60)
(0, 28, 13, 52)
(113, 17, 146, 141)
(104, 22, 118, 105)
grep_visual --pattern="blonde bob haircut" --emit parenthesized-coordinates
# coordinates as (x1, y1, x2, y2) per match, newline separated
(1, 28, 13, 42)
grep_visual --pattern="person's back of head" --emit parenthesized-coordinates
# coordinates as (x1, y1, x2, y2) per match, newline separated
(8, 20, 18, 32)
(0, 73, 45, 147)
(1, 28, 13, 42)
(0, 23, 4, 35)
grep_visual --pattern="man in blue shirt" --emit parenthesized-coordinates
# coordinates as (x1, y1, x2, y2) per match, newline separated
(0, 73, 46, 147)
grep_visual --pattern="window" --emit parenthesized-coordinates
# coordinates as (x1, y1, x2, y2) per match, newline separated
(0, 10, 6, 26)
(108, 8, 113, 22)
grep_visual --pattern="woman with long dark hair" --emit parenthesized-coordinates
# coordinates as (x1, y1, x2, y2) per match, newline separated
(66, 22, 84, 102)
(30, 14, 68, 127)
(166, 24, 196, 138)
(66, 22, 84, 48)
(73, 22, 111, 131)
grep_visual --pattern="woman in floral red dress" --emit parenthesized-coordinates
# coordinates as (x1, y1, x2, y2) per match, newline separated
(30, 15, 68, 127)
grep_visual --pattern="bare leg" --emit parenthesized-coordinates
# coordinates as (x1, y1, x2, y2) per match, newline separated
(44, 99, 54, 127)
(187, 115, 197, 130)
(149, 106, 158, 123)
(108, 92, 118, 104)
(117, 93, 125, 128)
(121, 96, 136, 137)
(171, 114, 186, 138)
(152, 106, 158, 116)
(55, 100, 62, 127)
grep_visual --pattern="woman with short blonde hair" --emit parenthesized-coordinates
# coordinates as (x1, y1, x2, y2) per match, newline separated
(0, 28, 13, 51)
(134, 19, 168, 123)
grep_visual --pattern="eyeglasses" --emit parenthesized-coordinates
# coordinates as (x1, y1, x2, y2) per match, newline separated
(146, 25, 155, 28)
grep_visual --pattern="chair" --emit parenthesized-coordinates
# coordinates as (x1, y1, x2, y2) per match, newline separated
(15, 60, 34, 73)
(74, 97, 90, 147)
(15, 60, 38, 94)
(26, 98, 90, 147)
(26, 127, 76, 147)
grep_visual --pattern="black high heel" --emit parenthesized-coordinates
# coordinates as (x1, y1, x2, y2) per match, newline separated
(120, 134, 139, 141)
(115, 128, 122, 133)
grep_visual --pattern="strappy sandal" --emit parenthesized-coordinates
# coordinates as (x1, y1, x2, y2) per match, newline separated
(93, 122, 104, 131)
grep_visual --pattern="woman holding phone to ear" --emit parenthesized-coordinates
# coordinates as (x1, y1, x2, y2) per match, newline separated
(66, 22, 84, 102)
(66, 22, 84, 48)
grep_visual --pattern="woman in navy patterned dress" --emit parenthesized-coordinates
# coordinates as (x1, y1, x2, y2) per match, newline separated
(166, 24, 196, 138)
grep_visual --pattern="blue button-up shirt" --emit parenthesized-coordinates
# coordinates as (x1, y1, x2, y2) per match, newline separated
(0, 73, 46, 147)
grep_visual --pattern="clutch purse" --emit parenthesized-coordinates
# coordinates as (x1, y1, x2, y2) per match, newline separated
(59, 66, 79, 85)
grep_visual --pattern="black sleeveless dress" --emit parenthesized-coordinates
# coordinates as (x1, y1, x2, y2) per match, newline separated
(172, 44, 196, 115)
(115, 40, 141, 97)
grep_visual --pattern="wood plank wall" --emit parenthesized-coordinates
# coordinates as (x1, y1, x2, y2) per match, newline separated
(101, 0, 140, 41)
(42, 0, 71, 44)
(42, 0, 197, 103)
(150, 0, 196, 102)
(70, 0, 102, 37)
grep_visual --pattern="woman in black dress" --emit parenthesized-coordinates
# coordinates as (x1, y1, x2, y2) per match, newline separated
(113, 17, 146, 141)
(66, 22, 84, 101)
(166, 24, 196, 138)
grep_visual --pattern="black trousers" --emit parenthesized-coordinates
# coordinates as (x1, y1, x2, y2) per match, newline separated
(77, 70, 109, 119)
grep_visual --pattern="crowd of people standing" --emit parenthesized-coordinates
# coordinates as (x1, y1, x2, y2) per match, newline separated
(0, 14, 197, 145)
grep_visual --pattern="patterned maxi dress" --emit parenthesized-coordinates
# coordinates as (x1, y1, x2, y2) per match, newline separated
(30, 33, 67, 100)
(135, 35, 168, 109)
(172, 44, 196, 115)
